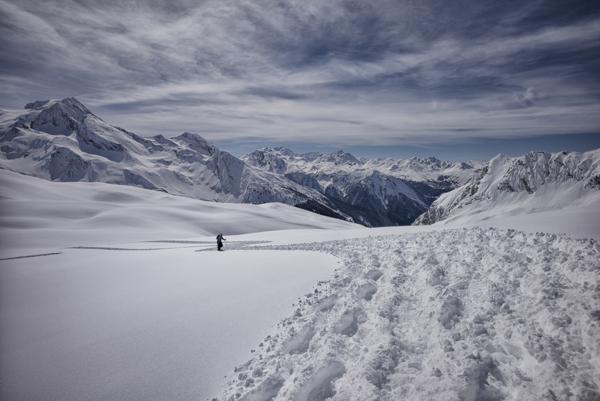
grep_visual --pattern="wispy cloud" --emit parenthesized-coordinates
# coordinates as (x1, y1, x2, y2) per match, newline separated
(1, 0, 599, 145)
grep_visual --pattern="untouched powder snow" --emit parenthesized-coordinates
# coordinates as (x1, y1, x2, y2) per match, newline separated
(220, 228, 600, 401)
(440, 190, 600, 240)
(0, 169, 358, 253)
(0, 248, 339, 401)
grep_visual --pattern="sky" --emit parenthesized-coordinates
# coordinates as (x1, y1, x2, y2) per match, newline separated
(1, 0, 600, 159)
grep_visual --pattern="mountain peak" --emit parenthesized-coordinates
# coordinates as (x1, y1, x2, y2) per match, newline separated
(24, 99, 53, 110)
(272, 146, 295, 156)
(172, 132, 214, 154)
(325, 150, 361, 165)
(60, 97, 90, 110)
(175, 131, 206, 140)
(25, 97, 91, 114)
(255, 146, 295, 157)
(19, 97, 94, 135)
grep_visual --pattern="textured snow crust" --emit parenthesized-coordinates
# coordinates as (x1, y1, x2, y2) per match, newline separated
(220, 228, 600, 401)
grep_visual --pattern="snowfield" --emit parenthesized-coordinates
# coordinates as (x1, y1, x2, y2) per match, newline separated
(1, 169, 599, 401)
(220, 229, 600, 401)
(0, 169, 357, 253)
(0, 247, 339, 401)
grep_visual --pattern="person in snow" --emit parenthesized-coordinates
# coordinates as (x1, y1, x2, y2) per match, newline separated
(216, 233, 226, 251)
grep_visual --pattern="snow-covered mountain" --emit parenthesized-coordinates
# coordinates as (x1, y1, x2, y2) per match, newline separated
(243, 147, 481, 226)
(0, 98, 349, 220)
(414, 149, 600, 225)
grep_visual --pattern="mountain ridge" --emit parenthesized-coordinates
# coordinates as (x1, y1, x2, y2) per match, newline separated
(0, 97, 478, 226)
(242, 146, 480, 226)
(0, 97, 352, 221)
(414, 149, 600, 225)
(3, 97, 597, 228)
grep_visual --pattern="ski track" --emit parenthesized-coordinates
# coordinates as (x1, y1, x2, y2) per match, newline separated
(195, 241, 272, 252)
(144, 240, 215, 244)
(70, 245, 203, 251)
(219, 227, 600, 401)
(0, 252, 61, 261)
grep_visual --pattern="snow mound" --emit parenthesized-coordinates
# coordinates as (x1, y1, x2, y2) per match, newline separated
(220, 228, 600, 401)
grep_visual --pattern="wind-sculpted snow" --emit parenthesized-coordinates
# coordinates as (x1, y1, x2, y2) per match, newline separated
(220, 228, 600, 401)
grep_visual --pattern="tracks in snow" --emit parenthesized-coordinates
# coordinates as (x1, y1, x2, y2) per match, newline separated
(219, 227, 600, 401)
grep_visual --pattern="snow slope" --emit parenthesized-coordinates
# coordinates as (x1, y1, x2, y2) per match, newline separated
(0, 98, 348, 220)
(1, 167, 598, 401)
(0, 245, 339, 401)
(0, 169, 359, 401)
(243, 148, 481, 226)
(414, 149, 600, 227)
(220, 228, 600, 401)
(0, 169, 358, 253)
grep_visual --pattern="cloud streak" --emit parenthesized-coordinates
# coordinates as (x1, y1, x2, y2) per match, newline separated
(1, 0, 599, 146)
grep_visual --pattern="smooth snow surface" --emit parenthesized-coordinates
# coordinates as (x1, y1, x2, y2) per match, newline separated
(221, 228, 600, 401)
(0, 248, 339, 401)
(441, 195, 600, 240)
(0, 169, 358, 253)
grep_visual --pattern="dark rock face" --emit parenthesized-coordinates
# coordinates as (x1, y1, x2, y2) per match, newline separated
(340, 183, 425, 226)
(285, 172, 322, 192)
(48, 147, 90, 181)
(29, 97, 92, 136)
(77, 122, 126, 162)
(285, 169, 453, 227)
(122, 170, 158, 190)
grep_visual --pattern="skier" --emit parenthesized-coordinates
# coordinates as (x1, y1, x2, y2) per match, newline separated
(216, 233, 226, 251)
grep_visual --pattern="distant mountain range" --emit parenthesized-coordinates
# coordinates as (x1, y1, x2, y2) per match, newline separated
(1, 98, 597, 227)
(243, 147, 481, 225)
